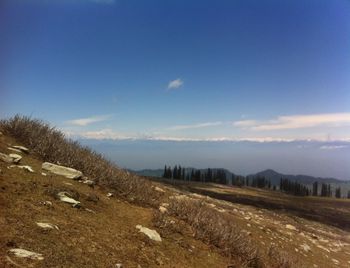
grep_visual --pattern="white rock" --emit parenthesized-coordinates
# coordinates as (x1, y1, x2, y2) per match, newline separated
(36, 222, 59, 230)
(42, 201, 53, 206)
(9, 165, 34, 173)
(0, 152, 16, 163)
(161, 202, 169, 207)
(41, 172, 47, 176)
(8, 147, 22, 153)
(136, 225, 162, 242)
(159, 206, 168, 213)
(300, 244, 311, 252)
(285, 224, 297, 231)
(115, 264, 123, 268)
(82, 178, 95, 186)
(331, 259, 339, 264)
(154, 186, 165, 193)
(9, 248, 44, 260)
(57, 192, 81, 207)
(9, 154, 22, 163)
(11, 145, 29, 153)
(42, 162, 82, 179)
(107, 193, 113, 197)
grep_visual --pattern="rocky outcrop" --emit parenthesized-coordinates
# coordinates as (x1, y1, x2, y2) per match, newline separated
(136, 225, 162, 242)
(42, 162, 83, 179)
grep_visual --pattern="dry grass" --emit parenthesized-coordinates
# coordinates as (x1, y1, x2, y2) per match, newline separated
(0, 115, 300, 267)
(0, 115, 161, 205)
(165, 198, 262, 267)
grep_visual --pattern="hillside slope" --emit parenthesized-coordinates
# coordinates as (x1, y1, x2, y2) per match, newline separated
(0, 133, 229, 267)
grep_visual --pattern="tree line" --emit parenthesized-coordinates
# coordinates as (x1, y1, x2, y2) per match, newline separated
(162, 165, 350, 198)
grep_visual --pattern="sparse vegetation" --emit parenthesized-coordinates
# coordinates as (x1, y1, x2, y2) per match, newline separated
(0, 115, 160, 205)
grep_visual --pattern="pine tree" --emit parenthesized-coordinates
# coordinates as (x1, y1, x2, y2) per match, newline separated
(312, 181, 318, 196)
(335, 187, 341, 198)
(163, 165, 167, 178)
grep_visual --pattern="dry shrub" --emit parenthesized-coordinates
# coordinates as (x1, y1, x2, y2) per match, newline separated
(168, 197, 262, 267)
(0, 115, 160, 205)
(267, 246, 294, 268)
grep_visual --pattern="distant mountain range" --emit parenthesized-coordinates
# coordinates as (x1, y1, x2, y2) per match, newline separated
(132, 168, 349, 186)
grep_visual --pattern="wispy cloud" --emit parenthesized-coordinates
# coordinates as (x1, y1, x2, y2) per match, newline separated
(167, 78, 183, 90)
(233, 113, 350, 131)
(168, 121, 223, 131)
(66, 114, 111, 126)
(320, 145, 348, 150)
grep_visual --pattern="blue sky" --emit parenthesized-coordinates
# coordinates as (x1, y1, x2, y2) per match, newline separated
(1, 0, 350, 177)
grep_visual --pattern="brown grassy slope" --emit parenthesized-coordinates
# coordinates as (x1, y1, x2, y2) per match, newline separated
(0, 134, 230, 267)
(157, 179, 350, 268)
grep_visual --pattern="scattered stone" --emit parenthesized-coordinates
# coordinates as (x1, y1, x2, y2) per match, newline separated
(82, 178, 95, 187)
(300, 244, 311, 252)
(136, 225, 162, 242)
(41, 172, 47, 176)
(159, 206, 168, 214)
(42, 201, 53, 207)
(11, 145, 29, 153)
(215, 208, 226, 213)
(0, 131, 2, 135)
(36, 222, 59, 230)
(9, 154, 22, 163)
(331, 259, 339, 264)
(85, 208, 96, 214)
(316, 245, 330, 253)
(161, 202, 169, 208)
(285, 224, 297, 231)
(115, 264, 123, 268)
(247, 223, 251, 227)
(0, 152, 17, 163)
(244, 216, 252, 221)
(107, 193, 113, 197)
(9, 165, 34, 173)
(9, 248, 44, 260)
(57, 192, 81, 207)
(8, 147, 22, 153)
(154, 186, 165, 193)
(63, 182, 73, 186)
(42, 162, 83, 179)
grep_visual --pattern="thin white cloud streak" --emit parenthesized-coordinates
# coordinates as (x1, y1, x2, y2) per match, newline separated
(168, 121, 223, 131)
(233, 113, 350, 131)
(320, 145, 348, 150)
(66, 115, 111, 126)
(167, 78, 183, 90)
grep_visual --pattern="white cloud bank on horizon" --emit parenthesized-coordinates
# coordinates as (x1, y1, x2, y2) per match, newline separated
(66, 114, 111, 126)
(233, 113, 350, 131)
(167, 78, 183, 90)
(320, 145, 348, 150)
(63, 128, 350, 143)
(168, 121, 223, 131)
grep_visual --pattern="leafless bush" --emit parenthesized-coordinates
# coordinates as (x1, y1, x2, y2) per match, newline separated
(0, 115, 160, 205)
(167, 197, 263, 267)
